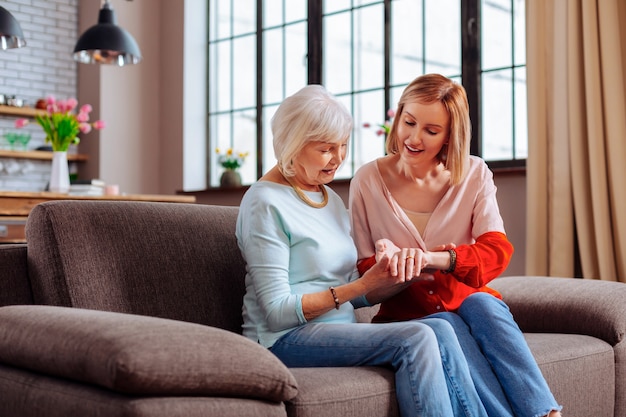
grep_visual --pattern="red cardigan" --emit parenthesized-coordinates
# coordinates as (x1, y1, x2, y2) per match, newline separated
(357, 231, 513, 322)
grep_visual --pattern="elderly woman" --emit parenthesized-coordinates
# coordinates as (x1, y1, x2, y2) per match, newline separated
(235, 84, 490, 417)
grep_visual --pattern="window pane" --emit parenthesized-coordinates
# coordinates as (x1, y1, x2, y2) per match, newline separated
(482, 0, 512, 69)
(324, 0, 351, 15)
(285, 22, 308, 97)
(264, 28, 284, 105)
(513, 0, 525, 66)
(210, 113, 231, 184)
(264, 0, 283, 28)
(514, 66, 527, 158)
(214, 0, 231, 39)
(324, 12, 352, 95)
(353, 90, 386, 173)
(214, 41, 232, 112)
(232, 109, 257, 184)
(482, 69, 513, 160)
(285, 0, 307, 23)
(391, 0, 424, 86)
(233, 0, 256, 36)
(232, 35, 256, 110)
(353, 4, 385, 92)
(425, 0, 461, 76)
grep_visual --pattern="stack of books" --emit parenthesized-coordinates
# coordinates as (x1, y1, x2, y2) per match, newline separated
(69, 179, 106, 196)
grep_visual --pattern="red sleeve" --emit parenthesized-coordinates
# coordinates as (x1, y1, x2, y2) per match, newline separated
(357, 256, 376, 277)
(452, 231, 514, 287)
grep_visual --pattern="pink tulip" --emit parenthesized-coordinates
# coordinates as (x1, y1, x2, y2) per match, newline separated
(79, 123, 92, 134)
(76, 111, 89, 123)
(56, 100, 67, 113)
(80, 104, 92, 114)
(46, 95, 56, 106)
(376, 129, 385, 136)
(363, 122, 371, 128)
(387, 108, 395, 118)
(14, 118, 29, 128)
(92, 120, 106, 130)
(66, 98, 78, 112)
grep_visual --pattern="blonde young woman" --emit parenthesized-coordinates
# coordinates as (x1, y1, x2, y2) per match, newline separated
(350, 74, 562, 417)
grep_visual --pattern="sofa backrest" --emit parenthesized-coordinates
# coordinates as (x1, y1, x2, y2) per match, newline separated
(26, 201, 247, 334)
(0, 244, 33, 307)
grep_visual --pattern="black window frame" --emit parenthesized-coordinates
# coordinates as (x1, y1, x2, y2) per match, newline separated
(207, 0, 526, 187)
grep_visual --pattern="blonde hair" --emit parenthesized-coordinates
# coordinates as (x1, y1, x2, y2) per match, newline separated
(271, 85, 353, 177)
(386, 74, 470, 185)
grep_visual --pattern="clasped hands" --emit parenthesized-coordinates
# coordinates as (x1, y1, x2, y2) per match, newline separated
(374, 238, 456, 282)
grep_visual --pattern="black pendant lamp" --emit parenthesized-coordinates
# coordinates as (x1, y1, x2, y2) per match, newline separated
(73, 0, 141, 66)
(0, 6, 27, 50)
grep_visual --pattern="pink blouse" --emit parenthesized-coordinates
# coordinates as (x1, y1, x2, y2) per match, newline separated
(349, 156, 513, 320)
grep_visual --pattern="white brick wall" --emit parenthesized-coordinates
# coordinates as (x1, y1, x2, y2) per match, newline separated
(0, 0, 78, 190)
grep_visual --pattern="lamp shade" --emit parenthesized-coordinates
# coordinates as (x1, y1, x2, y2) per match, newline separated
(0, 6, 26, 50)
(73, 1, 141, 66)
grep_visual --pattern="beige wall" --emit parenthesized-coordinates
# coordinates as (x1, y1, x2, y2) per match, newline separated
(77, 0, 188, 195)
(76, 0, 528, 276)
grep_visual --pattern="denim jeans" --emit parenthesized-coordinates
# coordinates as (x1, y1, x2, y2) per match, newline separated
(431, 292, 562, 417)
(270, 317, 488, 417)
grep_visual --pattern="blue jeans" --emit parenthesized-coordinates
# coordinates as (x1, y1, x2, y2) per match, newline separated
(431, 292, 562, 417)
(270, 318, 488, 417)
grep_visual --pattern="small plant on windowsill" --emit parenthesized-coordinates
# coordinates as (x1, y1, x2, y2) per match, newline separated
(216, 147, 249, 170)
(216, 147, 249, 188)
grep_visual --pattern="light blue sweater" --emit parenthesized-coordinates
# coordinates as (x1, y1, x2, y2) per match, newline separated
(236, 181, 367, 348)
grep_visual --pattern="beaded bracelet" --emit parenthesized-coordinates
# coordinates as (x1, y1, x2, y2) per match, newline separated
(445, 249, 457, 273)
(329, 286, 340, 310)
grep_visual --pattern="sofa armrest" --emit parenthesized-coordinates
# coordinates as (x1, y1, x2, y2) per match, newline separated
(0, 305, 297, 402)
(489, 276, 626, 346)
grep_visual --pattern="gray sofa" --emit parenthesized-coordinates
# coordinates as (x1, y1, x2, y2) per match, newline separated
(0, 200, 624, 417)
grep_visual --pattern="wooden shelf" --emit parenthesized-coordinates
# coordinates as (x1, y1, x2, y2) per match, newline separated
(0, 150, 88, 162)
(0, 191, 196, 217)
(0, 192, 196, 243)
(0, 105, 43, 118)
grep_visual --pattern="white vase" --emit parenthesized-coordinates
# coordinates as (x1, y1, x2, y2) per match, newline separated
(49, 151, 70, 193)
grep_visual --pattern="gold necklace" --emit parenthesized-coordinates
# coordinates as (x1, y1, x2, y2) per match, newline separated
(281, 171, 329, 209)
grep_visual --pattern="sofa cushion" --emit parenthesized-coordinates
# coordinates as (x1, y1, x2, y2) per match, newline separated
(0, 305, 298, 402)
(288, 367, 398, 417)
(525, 333, 615, 417)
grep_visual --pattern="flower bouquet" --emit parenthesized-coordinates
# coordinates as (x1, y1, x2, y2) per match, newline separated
(15, 96, 105, 152)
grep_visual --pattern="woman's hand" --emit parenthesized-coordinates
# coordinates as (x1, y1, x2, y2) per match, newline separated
(374, 239, 434, 283)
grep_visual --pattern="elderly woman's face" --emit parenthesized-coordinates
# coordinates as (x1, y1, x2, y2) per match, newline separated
(290, 139, 348, 190)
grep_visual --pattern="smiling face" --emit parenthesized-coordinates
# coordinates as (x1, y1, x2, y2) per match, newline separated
(291, 138, 348, 190)
(396, 100, 450, 167)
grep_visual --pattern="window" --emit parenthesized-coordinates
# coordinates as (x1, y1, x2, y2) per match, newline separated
(208, 0, 526, 187)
